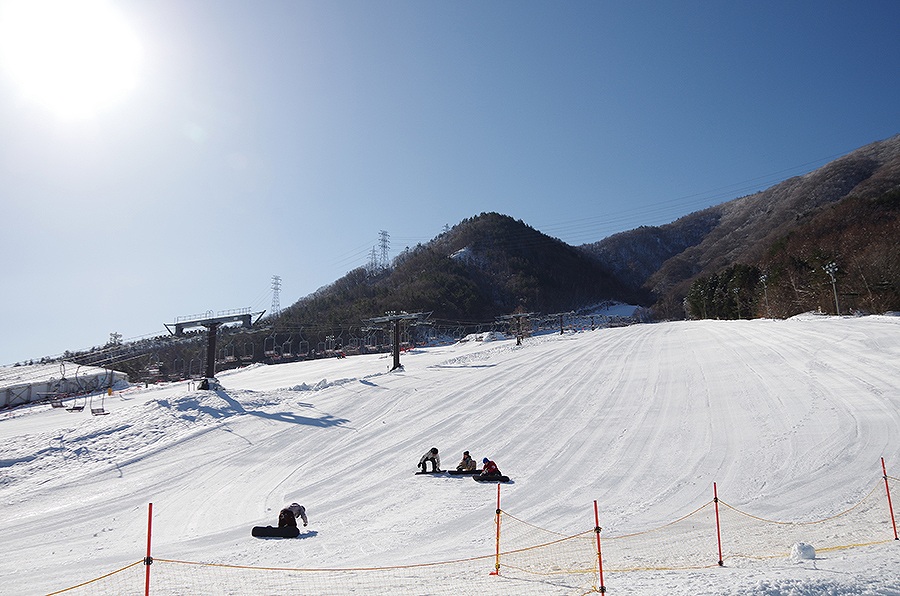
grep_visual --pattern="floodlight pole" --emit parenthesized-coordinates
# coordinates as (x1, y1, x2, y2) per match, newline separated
(824, 262, 840, 315)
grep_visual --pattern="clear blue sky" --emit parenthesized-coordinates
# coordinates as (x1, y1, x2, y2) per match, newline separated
(1, 0, 897, 365)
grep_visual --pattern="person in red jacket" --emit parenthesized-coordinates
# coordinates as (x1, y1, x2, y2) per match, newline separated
(481, 457, 501, 477)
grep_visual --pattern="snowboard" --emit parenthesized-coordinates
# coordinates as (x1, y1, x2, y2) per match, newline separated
(415, 469, 445, 475)
(473, 473, 510, 483)
(252, 525, 300, 538)
(448, 469, 481, 475)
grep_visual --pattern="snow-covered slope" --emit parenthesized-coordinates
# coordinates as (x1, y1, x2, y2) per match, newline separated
(1, 316, 899, 595)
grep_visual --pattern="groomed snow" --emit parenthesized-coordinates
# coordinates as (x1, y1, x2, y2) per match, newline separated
(1, 315, 899, 595)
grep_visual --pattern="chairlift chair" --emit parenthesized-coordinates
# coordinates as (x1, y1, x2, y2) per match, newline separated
(66, 393, 85, 412)
(90, 390, 110, 416)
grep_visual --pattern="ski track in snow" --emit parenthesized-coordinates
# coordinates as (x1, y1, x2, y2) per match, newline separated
(0, 315, 899, 595)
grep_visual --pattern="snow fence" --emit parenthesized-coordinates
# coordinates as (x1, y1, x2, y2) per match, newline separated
(46, 472, 899, 595)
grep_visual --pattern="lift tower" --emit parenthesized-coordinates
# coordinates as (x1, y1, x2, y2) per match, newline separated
(165, 308, 264, 389)
(364, 311, 429, 370)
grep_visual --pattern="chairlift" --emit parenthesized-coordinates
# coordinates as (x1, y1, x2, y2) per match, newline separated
(188, 357, 201, 378)
(224, 342, 237, 363)
(241, 341, 254, 362)
(282, 335, 293, 358)
(90, 389, 110, 416)
(66, 393, 85, 412)
(263, 335, 277, 357)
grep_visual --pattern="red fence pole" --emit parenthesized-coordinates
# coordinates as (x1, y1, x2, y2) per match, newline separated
(713, 483, 724, 566)
(593, 500, 606, 593)
(144, 502, 153, 596)
(491, 484, 501, 575)
(882, 458, 899, 541)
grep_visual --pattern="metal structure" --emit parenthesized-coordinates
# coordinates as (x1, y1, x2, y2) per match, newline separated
(271, 275, 282, 317)
(496, 312, 535, 346)
(824, 262, 841, 315)
(164, 308, 264, 389)
(364, 311, 429, 370)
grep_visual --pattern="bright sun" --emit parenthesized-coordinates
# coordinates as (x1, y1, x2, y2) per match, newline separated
(0, 0, 142, 120)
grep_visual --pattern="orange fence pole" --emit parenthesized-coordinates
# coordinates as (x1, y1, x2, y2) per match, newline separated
(713, 483, 724, 566)
(144, 502, 153, 596)
(491, 484, 501, 575)
(593, 500, 606, 593)
(882, 458, 899, 541)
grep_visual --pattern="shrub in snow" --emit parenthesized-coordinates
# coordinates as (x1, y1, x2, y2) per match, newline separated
(790, 542, 816, 561)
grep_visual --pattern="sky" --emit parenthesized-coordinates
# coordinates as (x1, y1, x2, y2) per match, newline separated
(1, 314, 899, 595)
(1, 0, 899, 366)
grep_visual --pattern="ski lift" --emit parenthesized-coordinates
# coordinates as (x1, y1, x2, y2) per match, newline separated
(90, 389, 111, 416)
(66, 390, 85, 412)
(224, 342, 237, 363)
(264, 334, 277, 358)
(241, 341, 254, 362)
(188, 357, 201, 378)
(282, 335, 294, 359)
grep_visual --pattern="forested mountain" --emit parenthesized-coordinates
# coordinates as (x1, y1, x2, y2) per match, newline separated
(279, 212, 647, 328)
(582, 134, 900, 317)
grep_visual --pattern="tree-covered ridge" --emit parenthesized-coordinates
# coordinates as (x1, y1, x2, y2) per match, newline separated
(686, 188, 900, 319)
(280, 212, 642, 328)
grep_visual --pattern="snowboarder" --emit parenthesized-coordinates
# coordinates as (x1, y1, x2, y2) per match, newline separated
(278, 503, 308, 528)
(481, 457, 501, 477)
(456, 451, 476, 472)
(418, 447, 441, 473)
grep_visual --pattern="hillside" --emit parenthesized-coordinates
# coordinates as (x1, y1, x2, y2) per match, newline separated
(280, 212, 646, 327)
(583, 134, 900, 317)
(1, 316, 899, 595)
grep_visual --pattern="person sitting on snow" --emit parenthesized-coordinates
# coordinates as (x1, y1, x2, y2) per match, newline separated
(278, 503, 308, 528)
(419, 447, 441, 472)
(457, 450, 476, 472)
(481, 457, 501, 477)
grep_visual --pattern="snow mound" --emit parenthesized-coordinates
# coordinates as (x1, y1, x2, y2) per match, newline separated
(790, 542, 816, 561)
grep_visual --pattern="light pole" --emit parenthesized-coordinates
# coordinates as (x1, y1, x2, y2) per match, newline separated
(759, 274, 770, 318)
(824, 262, 840, 315)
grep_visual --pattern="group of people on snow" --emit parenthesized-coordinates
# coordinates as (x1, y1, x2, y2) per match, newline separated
(418, 447, 502, 477)
(272, 449, 501, 530)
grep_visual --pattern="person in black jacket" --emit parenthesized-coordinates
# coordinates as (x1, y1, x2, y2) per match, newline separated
(278, 503, 308, 528)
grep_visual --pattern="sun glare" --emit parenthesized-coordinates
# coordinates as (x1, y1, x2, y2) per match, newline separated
(0, 0, 142, 120)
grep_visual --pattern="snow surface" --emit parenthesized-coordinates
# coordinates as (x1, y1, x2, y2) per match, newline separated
(1, 315, 899, 595)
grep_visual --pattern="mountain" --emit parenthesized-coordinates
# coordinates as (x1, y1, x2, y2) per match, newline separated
(42, 136, 900, 378)
(279, 212, 648, 328)
(582, 134, 900, 317)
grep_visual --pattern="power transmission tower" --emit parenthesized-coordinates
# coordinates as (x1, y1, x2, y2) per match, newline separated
(378, 230, 390, 269)
(271, 275, 282, 316)
(368, 246, 379, 273)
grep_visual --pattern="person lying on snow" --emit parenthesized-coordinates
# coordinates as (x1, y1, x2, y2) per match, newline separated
(457, 451, 476, 472)
(419, 447, 441, 472)
(278, 503, 308, 528)
(481, 458, 501, 476)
